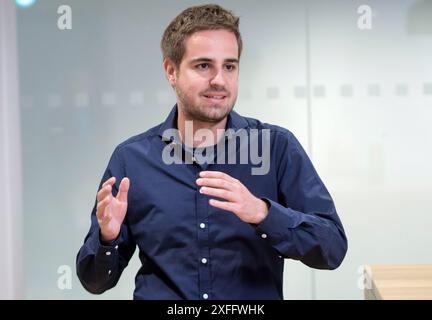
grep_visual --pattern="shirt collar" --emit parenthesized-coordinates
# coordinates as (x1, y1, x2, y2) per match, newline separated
(158, 104, 249, 142)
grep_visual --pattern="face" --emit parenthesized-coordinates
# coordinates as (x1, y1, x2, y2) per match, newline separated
(165, 29, 239, 123)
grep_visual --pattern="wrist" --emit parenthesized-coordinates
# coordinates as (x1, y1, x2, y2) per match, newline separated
(253, 198, 269, 224)
(99, 229, 118, 244)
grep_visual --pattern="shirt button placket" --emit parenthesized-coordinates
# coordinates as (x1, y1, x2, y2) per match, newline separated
(196, 172, 211, 300)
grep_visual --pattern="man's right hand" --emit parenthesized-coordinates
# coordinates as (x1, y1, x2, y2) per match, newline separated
(96, 177, 130, 242)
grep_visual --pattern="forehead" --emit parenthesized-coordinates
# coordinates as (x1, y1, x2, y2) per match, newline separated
(183, 29, 239, 61)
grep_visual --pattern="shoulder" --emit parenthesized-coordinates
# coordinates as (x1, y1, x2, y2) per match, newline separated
(240, 114, 298, 144)
(236, 113, 309, 162)
(113, 122, 163, 154)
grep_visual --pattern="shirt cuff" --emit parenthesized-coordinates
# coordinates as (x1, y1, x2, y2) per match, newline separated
(87, 228, 122, 261)
(255, 198, 302, 241)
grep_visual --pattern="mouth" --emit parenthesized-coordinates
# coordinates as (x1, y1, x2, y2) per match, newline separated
(202, 94, 227, 103)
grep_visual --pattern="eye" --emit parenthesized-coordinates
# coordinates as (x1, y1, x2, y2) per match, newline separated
(196, 63, 210, 70)
(224, 64, 236, 71)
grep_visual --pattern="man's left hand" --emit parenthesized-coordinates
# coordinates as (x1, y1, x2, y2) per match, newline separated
(196, 171, 269, 224)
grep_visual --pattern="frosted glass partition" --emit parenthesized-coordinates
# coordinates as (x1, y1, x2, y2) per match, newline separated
(16, 0, 310, 299)
(307, 0, 432, 299)
(15, 0, 432, 299)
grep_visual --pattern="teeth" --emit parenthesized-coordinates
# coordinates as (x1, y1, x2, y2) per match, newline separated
(206, 96, 224, 99)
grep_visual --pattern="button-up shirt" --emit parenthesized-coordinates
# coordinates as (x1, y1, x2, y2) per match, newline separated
(76, 105, 347, 300)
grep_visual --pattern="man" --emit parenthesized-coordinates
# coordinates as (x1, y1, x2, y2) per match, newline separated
(76, 4, 347, 300)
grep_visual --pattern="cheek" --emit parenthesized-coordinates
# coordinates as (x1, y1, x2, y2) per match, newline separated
(227, 72, 238, 86)
(182, 78, 207, 96)
(228, 79, 239, 96)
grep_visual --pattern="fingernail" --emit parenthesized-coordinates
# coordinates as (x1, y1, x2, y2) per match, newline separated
(196, 178, 202, 184)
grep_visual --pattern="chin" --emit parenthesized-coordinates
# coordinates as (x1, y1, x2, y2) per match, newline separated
(203, 106, 231, 121)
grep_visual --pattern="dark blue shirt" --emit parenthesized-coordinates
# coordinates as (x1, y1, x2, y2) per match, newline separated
(76, 105, 347, 300)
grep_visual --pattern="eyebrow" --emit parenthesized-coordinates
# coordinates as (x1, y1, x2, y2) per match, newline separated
(189, 57, 239, 64)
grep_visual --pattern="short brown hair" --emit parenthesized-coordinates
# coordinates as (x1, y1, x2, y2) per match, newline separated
(161, 4, 242, 68)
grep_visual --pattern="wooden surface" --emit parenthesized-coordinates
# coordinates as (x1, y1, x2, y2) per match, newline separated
(364, 264, 432, 300)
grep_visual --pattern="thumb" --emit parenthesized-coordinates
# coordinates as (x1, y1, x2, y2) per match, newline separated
(116, 177, 130, 202)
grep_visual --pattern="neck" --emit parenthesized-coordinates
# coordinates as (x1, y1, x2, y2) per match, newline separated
(177, 108, 228, 148)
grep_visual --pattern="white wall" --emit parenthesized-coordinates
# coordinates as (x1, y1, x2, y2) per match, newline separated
(0, 0, 24, 299)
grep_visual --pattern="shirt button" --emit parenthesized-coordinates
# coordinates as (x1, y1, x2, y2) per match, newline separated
(192, 156, 197, 162)
(203, 293, 209, 299)
(200, 223, 206, 229)
(261, 233, 267, 239)
(201, 258, 207, 264)
(115, 245, 118, 250)
(108, 270, 112, 275)
(106, 251, 111, 256)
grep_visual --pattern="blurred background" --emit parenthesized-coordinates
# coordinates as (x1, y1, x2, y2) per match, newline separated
(1, 0, 431, 299)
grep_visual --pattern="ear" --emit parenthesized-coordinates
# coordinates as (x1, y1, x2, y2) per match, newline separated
(163, 58, 177, 88)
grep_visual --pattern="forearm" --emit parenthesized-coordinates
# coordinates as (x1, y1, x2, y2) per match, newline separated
(76, 229, 123, 294)
(255, 199, 348, 270)
(76, 221, 135, 294)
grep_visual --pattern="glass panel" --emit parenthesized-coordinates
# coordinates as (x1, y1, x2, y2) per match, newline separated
(308, 0, 432, 299)
(17, 0, 311, 299)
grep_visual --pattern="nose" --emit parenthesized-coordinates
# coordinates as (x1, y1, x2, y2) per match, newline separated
(209, 67, 226, 88)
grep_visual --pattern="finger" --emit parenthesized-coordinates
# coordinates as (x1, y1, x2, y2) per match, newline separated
(116, 177, 130, 202)
(196, 177, 234, 191)
(199, 171, 238, 183)
(199, 186, 237, 202)
(97, 184, 112, 202)
(96, 194, 112, 220)
(208, 199, 236, 213)
(102, 177, 116, 188)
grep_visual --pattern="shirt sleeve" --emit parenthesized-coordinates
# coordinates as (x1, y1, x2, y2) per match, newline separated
(255, 130, 348, 270)
(76, 147, 136, 294)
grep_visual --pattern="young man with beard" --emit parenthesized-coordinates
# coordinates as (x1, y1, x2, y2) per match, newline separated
(76, 4, 347, 300)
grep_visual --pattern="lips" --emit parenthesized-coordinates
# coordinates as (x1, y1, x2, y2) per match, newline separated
(204, 95, 225, 99)
(202, 93, 227, 103)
